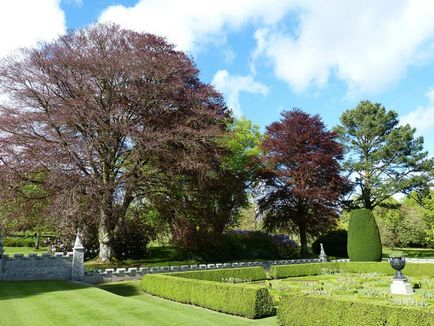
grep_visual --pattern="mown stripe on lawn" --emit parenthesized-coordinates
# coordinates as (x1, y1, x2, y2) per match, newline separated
(0, 281, 277, 326)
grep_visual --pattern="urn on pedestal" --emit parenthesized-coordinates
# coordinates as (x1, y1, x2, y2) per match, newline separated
(388, 257, 413, 295)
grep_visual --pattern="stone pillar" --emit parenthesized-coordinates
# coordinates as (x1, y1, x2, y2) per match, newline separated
(319, 243, 328, 262)
(71, 230, 84, 280)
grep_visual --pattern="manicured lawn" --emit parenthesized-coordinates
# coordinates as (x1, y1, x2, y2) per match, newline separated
(383, 247, 434, 259)
(3, 246, 48, 255)
(0, 280, 277, 326)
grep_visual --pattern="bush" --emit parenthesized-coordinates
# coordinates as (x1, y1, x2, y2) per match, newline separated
(272, 234, 299, 259)
(312, 230, 348, 258)
(278, 294, 434, 326)
(141, 274, 274, 318)
(3, 236, 35, 247)
(347, 209, 382, 261)
(112, 217, 152, 260)
(269, 262, 434, 279)
(195, 230, 299, 261)
(173, 267, 266, 282)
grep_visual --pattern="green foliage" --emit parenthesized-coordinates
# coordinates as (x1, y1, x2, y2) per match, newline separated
(347, 209, 382, 261)
(194, 231, 298, 261)
(172, 267, 266, 282)
(269, 262, 434, 279)
(2, 236, 35, 247)
(312, 229, 348, 258)
(278, 293, 434, 326)
(376, 205, 428, 248)
(141, 274, 274, 319)
(112, 215, 153, 260)
(336, 100, 434, 210)
(221, 117, 262, 174)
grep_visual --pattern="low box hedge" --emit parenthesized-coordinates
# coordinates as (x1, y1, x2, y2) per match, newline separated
(269, 262, 338, 278)
(171, 266, 266, 282)
(270, 262, 434, 279)
(278, 293, 434, 326)
(141, 274, 273, 319)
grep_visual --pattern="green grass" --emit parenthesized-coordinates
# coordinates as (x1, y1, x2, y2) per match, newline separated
(3, 246, 48, 255)
(383, 247, 434, 259)
(0, 280, 277, 326)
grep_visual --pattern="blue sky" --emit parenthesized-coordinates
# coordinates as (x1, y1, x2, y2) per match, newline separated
(1, 0, 434, 155)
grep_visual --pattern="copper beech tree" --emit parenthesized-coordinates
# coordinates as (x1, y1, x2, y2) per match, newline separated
(258, 109, 348, 256)
(0, 24, 228, 262)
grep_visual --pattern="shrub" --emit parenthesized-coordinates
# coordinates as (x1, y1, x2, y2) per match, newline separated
(269, 262, 434, 279)
(272, 234, 299, 259)
(312, 229, 348, 258)
(347, 209, 382, 261)
(3, 236, 35, 247)
(112, 217, 152, 260)
(172, 267, 266, 282)
(141, 274, 274, 318)
(278, 294, 434, 326)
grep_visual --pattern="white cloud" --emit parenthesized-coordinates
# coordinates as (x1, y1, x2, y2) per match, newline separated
(400, 88, 434, 136)
(212, 70, 269, 117)
(98, 0, 296, 52)
(0, 0, 66, 59)
(253, 0, 434, 95)
(98, 0, 434, 96)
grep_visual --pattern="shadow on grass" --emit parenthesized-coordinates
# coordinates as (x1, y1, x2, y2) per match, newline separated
(0, 280, 89, 300)
(99, 282, 143, 297)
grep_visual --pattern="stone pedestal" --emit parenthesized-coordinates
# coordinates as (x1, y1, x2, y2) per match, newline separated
(390, 279, 414, 295)
(71, 230, 84, 280)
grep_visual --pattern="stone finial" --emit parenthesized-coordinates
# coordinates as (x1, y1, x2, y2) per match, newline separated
(319, 243, 328, 262)
(72, 228, 84, 280)
(73, 229, 84, 250)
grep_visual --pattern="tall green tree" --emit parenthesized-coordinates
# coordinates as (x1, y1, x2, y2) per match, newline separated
(149, 117, 262, 254)
(336, 100, 434, 210)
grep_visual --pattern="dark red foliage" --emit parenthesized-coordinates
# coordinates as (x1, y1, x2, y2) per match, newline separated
(258, 109, 348, 256)
(0, 24, 228, 261)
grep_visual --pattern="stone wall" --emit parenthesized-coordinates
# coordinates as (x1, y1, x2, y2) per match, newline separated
(0, 231, 84, 282)
(1, 252, 74, 281)
(82, 259, 322, 284)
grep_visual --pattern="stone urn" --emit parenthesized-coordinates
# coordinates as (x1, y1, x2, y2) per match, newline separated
(388, 256, 413, 295)
(388, 256, 406, 280)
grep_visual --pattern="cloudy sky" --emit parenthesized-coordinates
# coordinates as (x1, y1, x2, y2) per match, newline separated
(1, 0, 434, 154)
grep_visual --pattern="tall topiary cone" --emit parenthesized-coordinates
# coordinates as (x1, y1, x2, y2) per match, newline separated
(347, 209, 382, 261)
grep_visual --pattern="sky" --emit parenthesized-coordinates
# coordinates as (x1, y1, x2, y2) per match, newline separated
(1, 0, 434, 155)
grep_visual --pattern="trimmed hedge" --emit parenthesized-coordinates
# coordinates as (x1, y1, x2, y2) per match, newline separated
(269, 263, 337, 279)
(172, 267, 266, 282)
(347, 209, 382, 261)
(337, 262, 434, 277)
(278, 293, 434, 326)
(141, 274, 274, 319)
(269, 262, 434, 279)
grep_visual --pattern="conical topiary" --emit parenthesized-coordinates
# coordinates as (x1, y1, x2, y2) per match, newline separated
(347, 208, 382, 261)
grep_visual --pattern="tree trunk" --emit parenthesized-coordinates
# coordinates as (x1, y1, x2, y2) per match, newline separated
(299, 223, 308, 257)
(98, 203, 114, 262)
